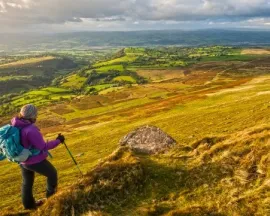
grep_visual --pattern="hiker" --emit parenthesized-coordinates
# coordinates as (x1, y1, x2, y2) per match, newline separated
(10, 104, 65, 209)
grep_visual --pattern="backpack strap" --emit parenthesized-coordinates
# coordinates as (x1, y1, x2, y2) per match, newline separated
(0, 150, 6, 161)
(0, 125, 13, 146)
(29, 148, 41, 156)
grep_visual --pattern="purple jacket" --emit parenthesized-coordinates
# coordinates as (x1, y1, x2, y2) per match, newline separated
(11, 117, 61, 165)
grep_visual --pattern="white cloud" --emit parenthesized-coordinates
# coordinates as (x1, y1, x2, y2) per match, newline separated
(0, 1, 6, 12)
(1, 0, 270, 32)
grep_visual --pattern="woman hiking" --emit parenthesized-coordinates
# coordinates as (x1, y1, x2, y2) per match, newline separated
(11, 104, 65, 209)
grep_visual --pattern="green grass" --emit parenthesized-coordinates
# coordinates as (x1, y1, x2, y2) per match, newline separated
(88, 84, 114, 91)
(113, 76, 136, 83)
(94, 55, 137, 67)
(11, 87, 74, 107)
(96, 64, 124, 72)
(169, 60, 187, 66)
(61, 74, 86, 89)
(26, 90, 51, 96)
(43, 87, 72, 93)
(99, 86, 124, 94)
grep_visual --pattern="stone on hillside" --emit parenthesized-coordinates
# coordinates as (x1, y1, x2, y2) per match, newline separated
(120, 125, 176, 154)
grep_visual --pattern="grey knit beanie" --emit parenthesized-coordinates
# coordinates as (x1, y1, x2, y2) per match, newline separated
(20, 104, 38, 120)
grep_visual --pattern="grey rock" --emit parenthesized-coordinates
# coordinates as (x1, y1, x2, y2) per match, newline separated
(120, 125, 176, 154)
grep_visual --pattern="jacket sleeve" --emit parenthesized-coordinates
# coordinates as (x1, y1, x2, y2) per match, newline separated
(27, 126, 61, 151)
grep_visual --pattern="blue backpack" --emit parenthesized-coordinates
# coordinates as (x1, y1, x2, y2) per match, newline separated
(0, 125, 40, 163)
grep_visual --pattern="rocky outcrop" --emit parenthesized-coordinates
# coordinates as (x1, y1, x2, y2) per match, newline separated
(120, 125, 176, 154)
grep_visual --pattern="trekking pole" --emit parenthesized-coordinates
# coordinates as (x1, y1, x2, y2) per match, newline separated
(63, 141, 83, 176)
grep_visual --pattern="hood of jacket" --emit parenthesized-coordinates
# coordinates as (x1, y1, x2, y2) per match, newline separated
(11, 117, 32, 129)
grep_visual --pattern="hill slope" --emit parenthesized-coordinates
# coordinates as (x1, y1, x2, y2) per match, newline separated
(38, 125, 270, 215)
(0, 55, 77, 95)
(0, 48, 270, 216)
(3, 125, 270, 216)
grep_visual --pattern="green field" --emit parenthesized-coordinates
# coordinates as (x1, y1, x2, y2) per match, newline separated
(87, 84, 114, 91)
(94, 55, 137, 67)
(96, 64, 124, 72)
(61, 74, 87, 89)
(113, 76, 136, 83)
(10, 87, 74, 108)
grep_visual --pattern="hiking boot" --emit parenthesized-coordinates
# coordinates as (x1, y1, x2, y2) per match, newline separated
(35, 198, 47, 207)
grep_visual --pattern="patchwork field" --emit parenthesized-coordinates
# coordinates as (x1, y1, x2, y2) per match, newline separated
(6, 87, 75, 110)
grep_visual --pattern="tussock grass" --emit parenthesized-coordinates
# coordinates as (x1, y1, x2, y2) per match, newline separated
(105, 126, 269, 216)
(155, 126, 270, 216)
(36, 147, 144, 216)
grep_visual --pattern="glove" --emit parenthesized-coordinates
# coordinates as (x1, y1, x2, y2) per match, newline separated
(56, 134, 65, 143)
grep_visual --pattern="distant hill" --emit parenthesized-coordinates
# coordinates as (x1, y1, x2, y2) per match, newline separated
(1, 30, 270, 51)
(0, 56, 77, 95)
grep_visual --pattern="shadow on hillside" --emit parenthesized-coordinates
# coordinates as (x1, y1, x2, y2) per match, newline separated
(121, 156, 232, 216)
(4, 149, 234, 216)
(2, 211, 31, 216)
(36, 150, 144, 216)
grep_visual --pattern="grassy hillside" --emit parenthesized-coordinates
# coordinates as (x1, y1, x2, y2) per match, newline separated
(0, 55, 77, 96)
(0, 47, 270, 215)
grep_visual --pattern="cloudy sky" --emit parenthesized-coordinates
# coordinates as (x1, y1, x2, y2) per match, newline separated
(1, 0, 270, 32)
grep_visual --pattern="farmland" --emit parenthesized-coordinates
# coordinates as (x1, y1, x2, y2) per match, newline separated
(0, 46, 268, 121)
(0, 46, 270, 215)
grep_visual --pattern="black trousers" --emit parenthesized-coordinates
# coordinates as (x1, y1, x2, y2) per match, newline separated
(20, 159, 58, 209)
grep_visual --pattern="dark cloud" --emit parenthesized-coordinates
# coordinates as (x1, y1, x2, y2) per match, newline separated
(1, 0, 270, 32)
